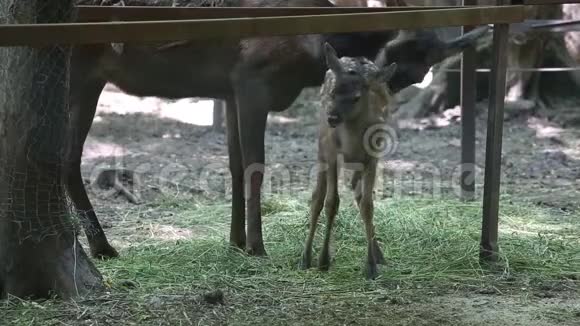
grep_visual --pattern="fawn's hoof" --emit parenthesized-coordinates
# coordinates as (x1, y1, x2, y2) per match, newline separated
(373, 241, 386, 265)
(300, 252, 312, 270)
(318, 254, 331, 271)
(91, 243, 119, 260)
(365, 263, 379, 280)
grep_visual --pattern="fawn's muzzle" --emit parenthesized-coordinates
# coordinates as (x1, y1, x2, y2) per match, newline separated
(327, 113, 341, 128)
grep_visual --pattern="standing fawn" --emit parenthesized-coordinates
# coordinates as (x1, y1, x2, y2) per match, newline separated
(300, 43, 397, 280)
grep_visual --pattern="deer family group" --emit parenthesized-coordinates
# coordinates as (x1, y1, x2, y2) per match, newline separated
(68, 0, 488, 279)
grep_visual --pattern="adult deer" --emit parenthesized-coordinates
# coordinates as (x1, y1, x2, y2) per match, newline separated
(70, 0, 489, 258)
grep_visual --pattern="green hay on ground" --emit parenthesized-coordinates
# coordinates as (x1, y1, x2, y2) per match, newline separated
(2, 195, 579, 325)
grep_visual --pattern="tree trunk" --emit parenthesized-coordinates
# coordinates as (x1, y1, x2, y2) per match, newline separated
(0, 0, 102, 299)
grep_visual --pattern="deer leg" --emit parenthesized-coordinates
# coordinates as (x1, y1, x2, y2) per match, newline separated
(319, 160, 339, 271)
(359, 161, 383, 279)
(351, 170, 362, 208)
(352, 169, 383, 265)
(67, 49, 118, 259)
(372, 237, 386, 265)
(225, 98, 246, 250)
(300, 167, 327, 270)
(234, 92, 269, 257)
(67, 159, 119, 260)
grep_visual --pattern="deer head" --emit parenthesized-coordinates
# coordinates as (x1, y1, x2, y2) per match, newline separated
(323, 43, 397, 128)
(381, 25, 490, 92)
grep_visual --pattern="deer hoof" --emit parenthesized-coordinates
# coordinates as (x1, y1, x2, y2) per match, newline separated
(318, 253, 331, 271)
(228, 240, 246, 252)
(245, 245, 267, 257)
(300, 252, 312, 270)
(373, 240, 386, 265)
(91, 243, 119, 260)
(365, 263, 379, 280)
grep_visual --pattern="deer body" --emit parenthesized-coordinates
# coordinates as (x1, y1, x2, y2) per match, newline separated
(301, 44, 396, 279)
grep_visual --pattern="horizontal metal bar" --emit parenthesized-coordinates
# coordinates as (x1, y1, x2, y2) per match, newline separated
(531, 19, 580, 28)
(76, 5, 460, 22)
(496, 19, 580, 33)
(531, 19, 580, 32)
(523, 0, 580, 4)
(536, 25, 580, 32)
(0, 5, 525, 47)
(439, 67, 580, 72)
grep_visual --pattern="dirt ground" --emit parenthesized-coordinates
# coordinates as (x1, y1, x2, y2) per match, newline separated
(77, 83, 580, 325)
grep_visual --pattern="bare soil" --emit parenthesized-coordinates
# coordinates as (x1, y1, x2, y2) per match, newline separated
(77, 83, 580, 325)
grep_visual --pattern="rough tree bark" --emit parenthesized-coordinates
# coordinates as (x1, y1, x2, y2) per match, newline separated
(0, 1, 103, 299)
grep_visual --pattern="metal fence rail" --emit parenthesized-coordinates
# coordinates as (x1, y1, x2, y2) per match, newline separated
(0, 5, 525, 46)
(76, 5, 461, 21)
(442, 67, 580, 72)
(523, 0, 580, 4)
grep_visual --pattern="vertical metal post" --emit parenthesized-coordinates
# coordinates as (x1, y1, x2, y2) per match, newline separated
(480, 0, 510, 262)
(460, 0, 477, 202)
(212, 99, 225, 132)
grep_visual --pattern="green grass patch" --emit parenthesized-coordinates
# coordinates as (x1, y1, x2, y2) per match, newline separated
(2, 194, 579, 325)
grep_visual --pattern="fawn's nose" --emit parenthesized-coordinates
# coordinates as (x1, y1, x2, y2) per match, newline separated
(327, 113, 341, 128)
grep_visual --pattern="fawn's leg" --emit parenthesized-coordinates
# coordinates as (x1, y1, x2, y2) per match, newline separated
(351, 171, 362, 208)
(300, 165, 327, 269)
(352, 169, 384, 265)
(359, 161, 384, 279)
(319, 160, 339, 271)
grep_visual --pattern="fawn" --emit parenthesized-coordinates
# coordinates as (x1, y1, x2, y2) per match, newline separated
(300, 43, 397, 279)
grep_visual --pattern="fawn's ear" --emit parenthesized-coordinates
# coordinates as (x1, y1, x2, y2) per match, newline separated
(376, 62, 397, 84)
(324, 42, 343, 74)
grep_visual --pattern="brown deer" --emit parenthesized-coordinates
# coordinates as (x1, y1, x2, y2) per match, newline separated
(300, 43, 396, 279)
(70, 0, 489, 259)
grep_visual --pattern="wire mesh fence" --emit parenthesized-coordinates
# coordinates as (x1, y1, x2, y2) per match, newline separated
(0, 0, 84, 242)
(0, 0, 106, 299)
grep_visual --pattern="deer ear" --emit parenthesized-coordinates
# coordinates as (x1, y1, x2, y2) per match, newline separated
(376, 62, 397, 84)
(374, 47, 387, 68)
(324, 42, 343, 74)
